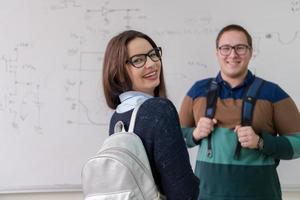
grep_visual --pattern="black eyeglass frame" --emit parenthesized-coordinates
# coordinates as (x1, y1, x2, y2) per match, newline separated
(218, 44, 251, 56)
(126, 47, 162, 68)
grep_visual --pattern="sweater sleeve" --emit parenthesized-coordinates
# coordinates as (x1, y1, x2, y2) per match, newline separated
(181, 127, 198, 148)
(137, 98, 199, 200)
(179, 95, 196, 127)
(262, 85, 300, 160)
(179, 79, 211, 128)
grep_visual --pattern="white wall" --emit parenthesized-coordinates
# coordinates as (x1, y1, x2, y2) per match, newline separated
(0, 191, 299, 200)
(1, 0, 300, 195)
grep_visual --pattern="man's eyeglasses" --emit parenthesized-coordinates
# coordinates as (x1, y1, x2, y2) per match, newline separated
(126, 47, 162, 68)
(218, 44, 251, 56)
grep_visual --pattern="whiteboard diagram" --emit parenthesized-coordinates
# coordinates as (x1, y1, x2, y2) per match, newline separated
(0, 0, 299, 193)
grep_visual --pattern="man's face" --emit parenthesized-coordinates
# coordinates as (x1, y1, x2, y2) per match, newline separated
(216, 30, 252, 84)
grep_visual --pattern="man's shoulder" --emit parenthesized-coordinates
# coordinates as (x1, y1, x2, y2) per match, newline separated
(193, 77, 214, 86)
(256, 77, 289, 102)
(187, 78, 213, 99)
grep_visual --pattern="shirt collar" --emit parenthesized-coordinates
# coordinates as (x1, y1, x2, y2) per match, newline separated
(215, 70, 255, 89)
(116, 91, 153, 113)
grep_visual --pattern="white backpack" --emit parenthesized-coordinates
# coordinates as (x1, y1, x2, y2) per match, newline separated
(81, 104, 165, 200)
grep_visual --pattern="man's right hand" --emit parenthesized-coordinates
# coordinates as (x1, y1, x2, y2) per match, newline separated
(193, 117, 217, 142)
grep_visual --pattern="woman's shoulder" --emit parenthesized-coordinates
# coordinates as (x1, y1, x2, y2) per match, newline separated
(135, 97, 182, 140)
(144, 97, 174, 107)
(141, 97, 177, 114)
(136, 97, 179, 127)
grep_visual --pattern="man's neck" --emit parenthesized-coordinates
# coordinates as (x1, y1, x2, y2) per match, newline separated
(221, 72, 248, 88)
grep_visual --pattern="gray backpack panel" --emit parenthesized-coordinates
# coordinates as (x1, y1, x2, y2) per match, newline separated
(82, 104, 165, 200)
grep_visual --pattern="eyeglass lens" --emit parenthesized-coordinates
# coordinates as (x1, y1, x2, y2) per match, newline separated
(128, 47, 162, 68)
(218, 44, 249, 56)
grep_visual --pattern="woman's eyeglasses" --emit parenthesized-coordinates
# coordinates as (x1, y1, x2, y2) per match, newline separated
(126, 47, 162, 68)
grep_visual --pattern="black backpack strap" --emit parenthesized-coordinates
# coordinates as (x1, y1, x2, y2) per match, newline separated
(241, 77, 264, 126)
(205, 78, 219, 118)
(235, 77, 265, 159)
(205, 78, 219, 157)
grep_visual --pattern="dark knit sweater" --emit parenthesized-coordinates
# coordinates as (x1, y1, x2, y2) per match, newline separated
(109, 97, 199, 200)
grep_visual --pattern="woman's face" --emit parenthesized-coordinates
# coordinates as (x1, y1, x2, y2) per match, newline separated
(126, 37, 161, 96)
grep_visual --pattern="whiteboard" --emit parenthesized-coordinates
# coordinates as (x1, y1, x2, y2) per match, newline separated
(0, 0, 299, 193)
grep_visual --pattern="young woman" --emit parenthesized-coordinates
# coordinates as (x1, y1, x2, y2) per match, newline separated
(102, 30, 199, 200)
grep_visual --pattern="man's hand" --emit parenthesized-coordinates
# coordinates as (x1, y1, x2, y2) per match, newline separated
(193, 117, 217, 142)
(235, 125, 260, 149)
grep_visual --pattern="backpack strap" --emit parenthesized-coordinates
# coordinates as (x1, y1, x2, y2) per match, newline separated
(241, 77, 264, 126)
(113, 103, 143, 133)
(128, 103, 143, 132)
(234, 77, 265, 159)
(205, 78, 219, 157)
(205, 78, 219, 119)
(205, 77, 265, 159)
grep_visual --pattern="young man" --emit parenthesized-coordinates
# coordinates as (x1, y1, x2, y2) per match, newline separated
(180, 24, 300, 200)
